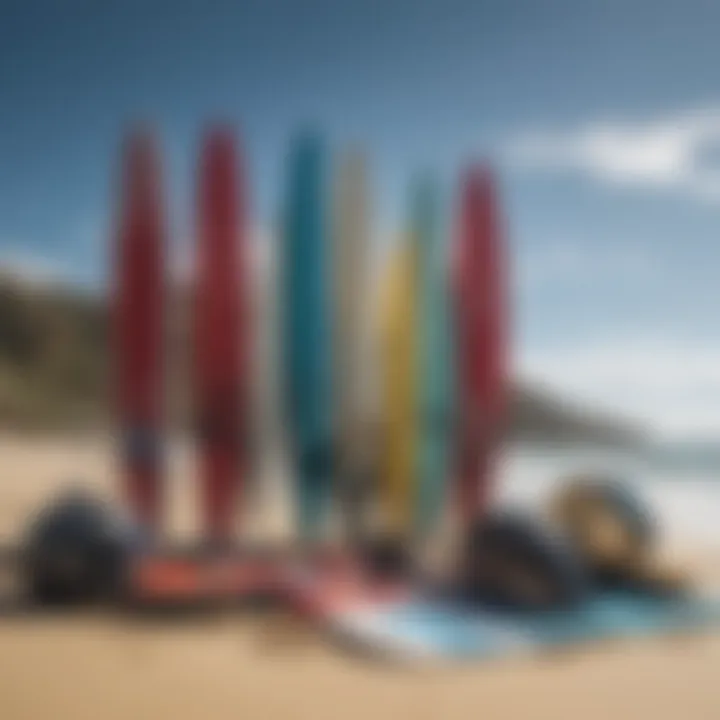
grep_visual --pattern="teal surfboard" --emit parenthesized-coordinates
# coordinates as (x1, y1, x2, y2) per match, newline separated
(281, 132, 333, 541)
(412, 177, 452, 537)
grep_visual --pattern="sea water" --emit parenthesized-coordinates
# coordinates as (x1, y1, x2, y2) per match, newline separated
(497, 444, 720, 550)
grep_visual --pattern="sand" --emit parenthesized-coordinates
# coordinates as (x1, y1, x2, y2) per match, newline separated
(0, 434, 718, 720)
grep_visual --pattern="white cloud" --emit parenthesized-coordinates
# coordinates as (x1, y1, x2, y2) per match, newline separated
(504, 107, 720, 200)
(516, 239, 665, 292)
(520, 338, 720, 437)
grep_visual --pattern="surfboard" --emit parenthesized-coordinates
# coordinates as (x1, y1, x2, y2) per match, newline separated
(412, 176, 452, 538)
(377, 176, 452, 541)
(452, 165, 507, 523)
(307, 585, 720, 663)
(378, 231, 418, 539)
(115, 128, 166, 534)
(193, 127, 247, 544)
(281, 132, 333, 542)
(332, 149, 372, 545)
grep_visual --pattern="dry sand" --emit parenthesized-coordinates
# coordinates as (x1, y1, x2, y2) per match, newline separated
(0, 434, 718, 720)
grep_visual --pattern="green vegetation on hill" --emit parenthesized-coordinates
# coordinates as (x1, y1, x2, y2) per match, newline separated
(0, 276, 109, 429)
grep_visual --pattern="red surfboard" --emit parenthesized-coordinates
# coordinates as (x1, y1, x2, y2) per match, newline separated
(115, 129, 166, 533)
(193, 128, 247, 544)
(452, 165, 508, 524)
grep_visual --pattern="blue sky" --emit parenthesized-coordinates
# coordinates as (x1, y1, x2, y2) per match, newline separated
(4, 0, 720, 435)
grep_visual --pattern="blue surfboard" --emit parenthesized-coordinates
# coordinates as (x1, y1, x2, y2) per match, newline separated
(281, 132, 333, 541)
(411, 176, 453, 537)
(318, 587, 720, 663)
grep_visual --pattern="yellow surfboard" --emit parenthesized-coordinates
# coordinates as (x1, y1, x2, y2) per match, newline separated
(378, 234, 418, 537)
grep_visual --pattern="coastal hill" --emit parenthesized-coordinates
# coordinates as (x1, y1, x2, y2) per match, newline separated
(0, 270, 643, 445)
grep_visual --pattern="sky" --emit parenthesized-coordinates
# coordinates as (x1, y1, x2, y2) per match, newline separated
(3, 0, 720, 437)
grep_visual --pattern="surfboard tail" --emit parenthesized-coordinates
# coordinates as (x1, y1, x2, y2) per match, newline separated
(115, 128, 166, 532)
(194, 127, 248, 543)
(453, 165, 509, 523)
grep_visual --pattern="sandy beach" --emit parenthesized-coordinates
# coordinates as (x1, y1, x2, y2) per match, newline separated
(0, 434, 718, 720)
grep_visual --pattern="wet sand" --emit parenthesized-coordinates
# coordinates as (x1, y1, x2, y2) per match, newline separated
(0, 434, 718, 720)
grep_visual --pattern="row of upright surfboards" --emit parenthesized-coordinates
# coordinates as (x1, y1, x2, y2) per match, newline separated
(116, 128, 506, 547)
(279, 133, 506, 545)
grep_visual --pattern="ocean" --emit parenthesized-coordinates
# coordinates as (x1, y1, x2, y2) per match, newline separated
(499, 444, 720, 550)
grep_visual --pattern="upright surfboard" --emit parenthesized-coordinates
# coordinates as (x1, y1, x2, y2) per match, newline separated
(281, 132, 333, 542)
(193, 128, 247, 544)
(378, 178, 452, 541)
(379, 231, 418, 539)
(413, 177, 452, 537)
(115, 129, 166, 534)
(332, 149, 372, 544)
(452, 165, 508, 523)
